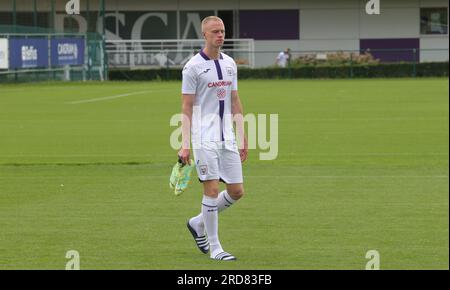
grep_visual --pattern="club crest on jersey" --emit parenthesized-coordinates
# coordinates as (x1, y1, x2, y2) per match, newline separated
(199, 165, 208, 175)
(217, 88, 226, 100)
(226, 67, 234, 76)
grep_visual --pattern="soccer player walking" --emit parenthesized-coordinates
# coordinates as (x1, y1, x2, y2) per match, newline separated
(178, 16, 248, 261)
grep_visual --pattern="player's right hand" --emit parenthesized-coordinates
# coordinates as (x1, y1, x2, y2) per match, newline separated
(178, 148, 191, 165)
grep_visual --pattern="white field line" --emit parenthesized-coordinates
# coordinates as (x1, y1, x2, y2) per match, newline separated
(66, 90, 169, 104)
(0, 88, 26, 93)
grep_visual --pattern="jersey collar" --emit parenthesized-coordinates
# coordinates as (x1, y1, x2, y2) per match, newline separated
(200, 49, 223, 61)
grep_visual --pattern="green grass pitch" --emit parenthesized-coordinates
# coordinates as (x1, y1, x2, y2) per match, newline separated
(0, 78, 448, 269)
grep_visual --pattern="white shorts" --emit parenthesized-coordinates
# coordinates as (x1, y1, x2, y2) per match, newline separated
(193, 141, 243, 184)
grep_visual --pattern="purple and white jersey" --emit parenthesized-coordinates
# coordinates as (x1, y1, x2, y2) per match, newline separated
(182, 49, 238, 144)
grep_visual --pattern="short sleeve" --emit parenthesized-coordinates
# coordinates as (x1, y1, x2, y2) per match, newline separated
(182, 65, 197, 94)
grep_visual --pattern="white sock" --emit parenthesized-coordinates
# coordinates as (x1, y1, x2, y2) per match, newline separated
(189, 213, 204, 236)
(190, 190, 237, 236)
(217, 190, 237, 212)
(202, 195, 223, 256)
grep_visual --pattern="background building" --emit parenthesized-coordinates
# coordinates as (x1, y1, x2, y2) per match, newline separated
(0, 0, 448, 67)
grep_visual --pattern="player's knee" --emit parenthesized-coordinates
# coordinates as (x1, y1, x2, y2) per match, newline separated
(229, 188, 244, 200)
(204, 188, 220, 198)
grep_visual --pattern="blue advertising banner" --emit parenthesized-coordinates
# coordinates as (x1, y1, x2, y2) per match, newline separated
(51, 38, 85, 66)
(9, 38, 49, 69)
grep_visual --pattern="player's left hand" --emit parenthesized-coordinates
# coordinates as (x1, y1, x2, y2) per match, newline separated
(239, 148, 248, 162)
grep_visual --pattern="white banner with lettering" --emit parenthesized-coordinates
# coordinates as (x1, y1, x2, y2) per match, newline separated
(0, 38, 9, 69)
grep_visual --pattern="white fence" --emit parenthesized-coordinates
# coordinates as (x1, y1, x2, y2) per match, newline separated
(105, 39, 255, 69)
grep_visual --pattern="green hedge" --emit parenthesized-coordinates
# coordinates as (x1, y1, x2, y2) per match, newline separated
(108, 62, 448, 81)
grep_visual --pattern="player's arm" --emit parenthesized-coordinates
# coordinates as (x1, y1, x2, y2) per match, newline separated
(231, 90, 248, 162)
(179, 63, 196, 165)
(178, 94, 195, 165)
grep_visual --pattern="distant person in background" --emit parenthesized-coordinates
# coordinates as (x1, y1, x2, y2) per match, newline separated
(276, 48, 291, 68)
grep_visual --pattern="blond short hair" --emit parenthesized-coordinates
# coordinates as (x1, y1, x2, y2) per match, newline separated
(201, 16, 224, 33)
